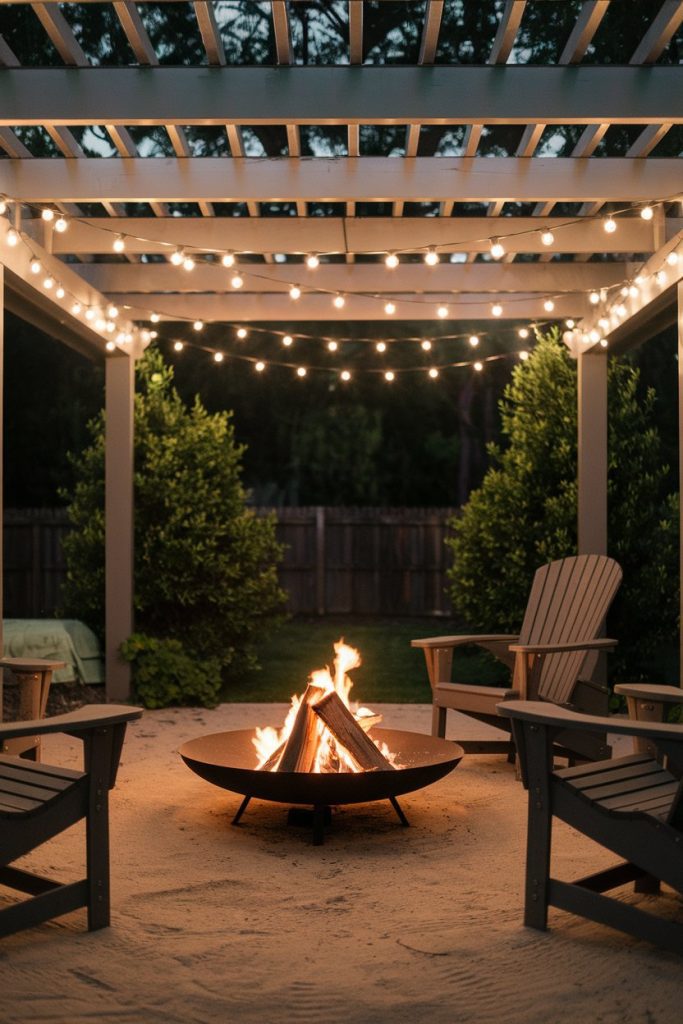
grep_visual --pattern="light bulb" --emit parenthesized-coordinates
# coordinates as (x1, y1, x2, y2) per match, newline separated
(327, 340, 338, 352)
(543, 299, 555, 312)
(473, 361, 483, 372)
(640, 205, 654, 221)
(437, 305, 448, 319)
(106, 321, 115, 333)
(237, 327, 247, 339)
(589, 291, 600, 305)
(540, 230, 554, 247)
(183, 256, 195, 272)
(71, 302, 82, 315)
(616, 303, 627, 317)
(306, 253, 319, 270)
(518, 327, 529, 339)
(428, 368, 439, 379)
(384, 302, 396, 315)
(469, 335, 479, 348)
(221, 252, 235, 268)
(599, 338, 608, 348)
(214, 351, 224, 363)
(150, 330, 158, 339)
(385, 252, 399, 269)
(376, 341, 387, 353)
(107, 305, 119, 318)
(565, 319, 575, 329)
(297, 366, 307, 377)
(150, 313, 160, 323)
(491, 303, 503, 317)
(289, 285, 301, 300)
(620, 285, 629, 297)
(30, 259, 41, 274)
(56, 286, 65, 299)
(628, 284, 639, 298)
(589, 328, 600, 343)
(105, 340, 116, 352)
(140, 330, 152, 345)
(174, 341, 184, 352)
(41, 208, 54, 222)
(193, 320, 203, 331)
(666, 251, 679, 266)
(598, 317, 610, 330)
(424, 248, 439, 266)
(604, 216, 617, 234)
(421, 340, 432, 351)
(54, 216, 68, 233)
(113, 235, 126, 253)
(170, 249, 184, 266)
(333, 294, 345, 309)
(341, 370, 351, 382)
(231, 273, 244, 289)
(519, 350, 530, 361)
(42, 276, 54, 290)
(656, 269, 667, 285)
(384, 371, 395, 382)
(95, 318, 106, 331)
(490, 238, 505, 260)
(255, 361, 265, 373)
(85, 308, 95, 321)
(282, 335, 293, 347)
(6, 228, 18, 246)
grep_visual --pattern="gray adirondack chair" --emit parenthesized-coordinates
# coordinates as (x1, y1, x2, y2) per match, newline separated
(499, 693, 683, 954)
(412, 554, 623, 758)
(0, 704, 141, 938)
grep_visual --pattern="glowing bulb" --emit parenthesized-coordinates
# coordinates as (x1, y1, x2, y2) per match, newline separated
(183, 256, 195, 272)
(490, 238, 505, 260)
(421, 340, 432, 351)
(424, 248, 439, 266)
(491, 303, 503, 317)
(376, 341, 387, 353)
(30, 259, 41, 275)
(174, 341, 184, 352)
(297, 366, 307, 377)
(473, 361, 483, 372)
(56, 286, 65, 299)
(341, 370, 351, 382)
(519, 350, 529, 361)
(565, 319, 575, 329)
(604, 216, 617, 234)
(113, 235, 126, 253)
(106, 321, 115, 333)
(289, 285, 301, 300)
(656, 269, 667, 285)
(306, 253, 319, 270)
(628, 284, 639, 298)
(150, 313, 160, 323)
(150, 331, 158, 339)
(384, 371, 395, 382)
(42, 276, 54, 290)
(599, 338, 608, 348)
(282, 335, 293, 347)
(589, 291, 600, 305)
(105, 340, 116, 352)
(541, 230, 554, 247)
(214, 351, 224, 363)
(327, 340, 338, 352)
(71, 302, 82, 315)
(41, 208, 54, 222)
(589, 328, 601, 343)
(170, 248, 184, 266)
(543, 299, 555, 312)
(85, 308, 95, 321)
(54, 216, 68, 233)
(666, 251, 679, 266)
(140, 330, 151, 344)
(107, 305, 119, 319)
(385, 252, 399, 269)
(437, 305, 448, 319)
(469, 335, 480, 348)
(221, 252, 235, 268)
(95, 318, 106, 331)
(0, 199, 6, 215)
(518, 327, 529, 339)
(620, 286, 629, 297)
(384, 302, 396, 315)
(428, 368, 439, 379)
(231, 273, 244, 289)
(598, 317, 610, 330)
(333, 294, 345, 309)
(236, 327, 247, 339)
(255, 361, 266, 373)
(193, 320, 203, 331)
(640, 205, 653, 221)
(616, 303, 627, 317)
(6, 228, 18, 246)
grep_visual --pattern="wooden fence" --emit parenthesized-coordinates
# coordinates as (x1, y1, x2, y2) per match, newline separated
(3, 507, 456, 618)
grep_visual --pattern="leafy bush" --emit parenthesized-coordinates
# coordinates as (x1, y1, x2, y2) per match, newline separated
(120, 633, 223, 709)
(61, 347, 286, 704)
(446, 330, 678, 681)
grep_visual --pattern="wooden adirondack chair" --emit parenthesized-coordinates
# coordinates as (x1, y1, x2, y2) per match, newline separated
(412, 554, 622, 758)
(499, 695, 683, 954)
(0, 703, 141, 938)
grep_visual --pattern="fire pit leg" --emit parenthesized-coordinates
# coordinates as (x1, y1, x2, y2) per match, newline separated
(389, 796, 410, 827)
(231, 795, 251, 826)
(312, 804, 327, 846)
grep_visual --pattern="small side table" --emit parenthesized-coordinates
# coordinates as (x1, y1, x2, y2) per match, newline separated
(0, 657, 67, 760)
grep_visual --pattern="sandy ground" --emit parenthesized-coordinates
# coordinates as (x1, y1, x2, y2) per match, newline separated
(1, 703, 682, 1024)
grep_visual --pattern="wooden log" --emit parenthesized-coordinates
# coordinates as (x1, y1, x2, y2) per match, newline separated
(356, 712, 382, 733)
(313, 691, 395, 772)
(276, 684, 326, 773)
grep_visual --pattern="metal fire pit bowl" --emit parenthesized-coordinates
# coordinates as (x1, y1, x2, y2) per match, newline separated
(179, 728, 463, 844)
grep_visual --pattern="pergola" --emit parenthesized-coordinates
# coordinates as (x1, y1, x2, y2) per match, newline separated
(0, 0, 682, 699)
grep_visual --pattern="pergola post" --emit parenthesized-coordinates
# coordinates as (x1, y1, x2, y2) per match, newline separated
(0, 265, 4, 711)
(679, 281, 683, 686)
(577, 349, 608, 557)
(105, 350, 134, 701)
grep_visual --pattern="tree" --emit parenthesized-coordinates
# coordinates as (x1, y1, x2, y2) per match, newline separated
(446, 330, 678, 681)
(61, 347, 285, 704)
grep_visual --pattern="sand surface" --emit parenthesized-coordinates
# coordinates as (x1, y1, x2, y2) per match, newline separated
(1, 703, 682, 1023)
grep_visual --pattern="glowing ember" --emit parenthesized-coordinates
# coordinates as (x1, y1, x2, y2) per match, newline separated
(253, 641, 397, 772)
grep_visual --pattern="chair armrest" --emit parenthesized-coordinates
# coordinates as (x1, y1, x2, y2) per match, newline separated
(509, 638, 617, 655)
(412, 634, 519, 650)
(614, 683, 683, 704)
(0, 704, 142, 742)
(497, 699, 683, 743)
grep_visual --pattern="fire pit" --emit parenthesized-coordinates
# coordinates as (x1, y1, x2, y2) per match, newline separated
(180, 641, 463, 843)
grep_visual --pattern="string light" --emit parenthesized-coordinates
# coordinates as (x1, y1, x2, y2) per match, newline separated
(30, 259, 41, 274)
(327, 340, 338, 352)
(656, 269, 667, 285)
(589, 291, 600, 304)
(174, 341, 184, 352)
(41, 208, 54, 222)
(491, 303, 503, 317)
(666, 251, 679, 266)
(490, 238, 505, 260)
(473, 361, 483, 372)
(333, 294, 346, 309)
(599, 338, 608, 348)
(113, 235, 126, 253)
(231, 273, 244, 289)
(42, 276, 54, 290)
(71, 302, 82, 315)
(170, 248, 184, 266)
(437, 305, 448, 319)
(424, 248, 439, 266)
(150, 313, 160, 323)
(183, 256, 195, 272)
(519, 350, 530, 361)
(107, 305, 119, 318)
(640, 205, 654, 221)
(589, 328, 601, 343)
(376, 341, 387, 353)
(384, 301, 396, 315)
(105, 339, 116, 351)
(255, 361, 266, 373)
(421, 340, 432, 351)
(384, 371, 395, 382)
(95, 317, 106, 331)
(214, 351, 224, 363)
(598, 317, 610, 330)
(193, 320, 204, 331)
(543, 298, 555, 312)
(306, 254, 319, 270)
(540, 230, 555, 247)
(5, 228, 18, 246)
(297, 366, 307, 377)
(55, 286, 65, 299)
(603, 215, 617, 234)
(628, 284, 639, 298)
(289, 285, 301, 300)
(385, 252, 399, 269)
(282, 335, 293, 347)
(518, 327, 529, 339)
(428, 368, 439, 379)
(54, 216, 68, 233)
(565, 319, 575, 329)
(221, 252, 235, 268)
(469, 335, 480, 348)
(236, 327, 248, 339)
(340, 370, 351, 382)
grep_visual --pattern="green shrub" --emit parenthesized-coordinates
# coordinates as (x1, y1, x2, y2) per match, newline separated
(120, 633, 222, 709)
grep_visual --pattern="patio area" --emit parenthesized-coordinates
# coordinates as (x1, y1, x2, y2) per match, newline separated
(1, 703, 681, 1024)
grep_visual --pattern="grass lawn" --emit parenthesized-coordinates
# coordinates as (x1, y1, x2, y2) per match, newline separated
(223, 617, 508, 703)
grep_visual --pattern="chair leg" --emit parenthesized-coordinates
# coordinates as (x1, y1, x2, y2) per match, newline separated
(432, 705, 447, 738)
(85, 731, 113, 931)
(523, 726, 554, 931)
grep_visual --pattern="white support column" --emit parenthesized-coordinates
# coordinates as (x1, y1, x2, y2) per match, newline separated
(678, 281, 683, 685)
(105, 350, 134, 701)
(0, 265, 3, 711)
(577, 350, 608, 556)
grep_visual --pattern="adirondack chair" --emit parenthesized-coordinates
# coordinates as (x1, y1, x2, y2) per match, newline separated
(412, 554, 622, 759)
(499, 695, 683, 954)
(0, 703, 141, 938)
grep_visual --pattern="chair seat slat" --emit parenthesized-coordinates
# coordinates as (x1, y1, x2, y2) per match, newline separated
(0, 754, 82, 782)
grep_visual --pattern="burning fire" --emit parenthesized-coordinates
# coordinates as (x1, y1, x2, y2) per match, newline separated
(253, 640, 397, 773)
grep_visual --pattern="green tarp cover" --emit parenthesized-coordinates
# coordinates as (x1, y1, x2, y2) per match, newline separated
(2, 620, 104, 685)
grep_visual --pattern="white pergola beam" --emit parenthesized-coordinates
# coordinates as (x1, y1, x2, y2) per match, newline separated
(630, 0, 683, 63)
(193, 0, 225, 65)
(349, 0, 363, 64)
(488, 1, 527, 64)
(419, 0, 444, 64)
(3, 157, 680, 204)
(77, 262, 629, 295)
(113, 1, 158, 65)
(559, 1, 610, 64)
(40, 215, 660, 255)
(1, 66, 681, 125)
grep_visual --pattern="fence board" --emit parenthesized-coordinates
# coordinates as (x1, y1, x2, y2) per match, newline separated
(3, 507, 456, 619)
